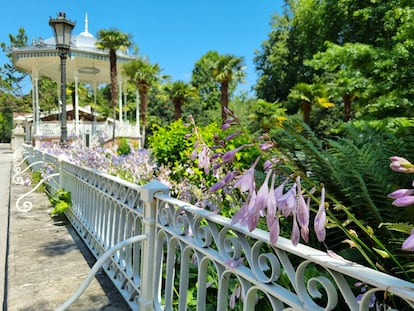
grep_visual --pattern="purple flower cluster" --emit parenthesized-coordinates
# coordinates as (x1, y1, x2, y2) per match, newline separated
(39, 140, 156, 186)
(388, 156, 414, 251)
(186, 112, 327, 246)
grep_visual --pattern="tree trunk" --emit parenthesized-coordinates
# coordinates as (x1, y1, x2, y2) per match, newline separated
(109, 50, 118, 141)
(343, 93, 352, 122)
(173, 99, 182, 120)
(220, 81, 229, 121)
(302, 101, 312, 124)
(138, 87, 148, 145)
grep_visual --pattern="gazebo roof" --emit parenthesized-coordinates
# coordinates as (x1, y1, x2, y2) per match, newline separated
(12, 14, 135, 84)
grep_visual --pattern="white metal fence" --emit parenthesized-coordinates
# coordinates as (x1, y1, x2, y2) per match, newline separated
(24, 145, 414, 311)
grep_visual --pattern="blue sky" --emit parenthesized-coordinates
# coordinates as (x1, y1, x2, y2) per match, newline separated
(0, 0, 283, 93)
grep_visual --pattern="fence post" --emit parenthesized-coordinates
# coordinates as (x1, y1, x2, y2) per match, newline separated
(140, 180, 169, 311)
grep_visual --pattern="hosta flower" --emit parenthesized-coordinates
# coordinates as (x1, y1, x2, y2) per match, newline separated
(229, 285, 242, 310)
(234, 157, 260, 193)
(388, 188, 414, 199)
(259, 142, 274, 151)
(314, 187, 326, 242)
(222, 145, 246, 163)
(209, 180, 226, 192)
(277, 182, 297, 217)
(198, 146, 210, 174)
(389, 156, 414, 173)
(225, 131, 242, 141)
(266, 175, 277, 228)
(224, 170, 239, 183)
(253, 170, 272, 216)
(269, 216, 280, 245)
(296, 176, 309, 229)
(402, 229, 414, 251)
(389, 187, 414, 207)
(291, 214, 300, 246)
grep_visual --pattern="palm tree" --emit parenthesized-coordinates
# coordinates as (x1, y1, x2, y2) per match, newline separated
(123, 57, 162, 145)
(211, 54, 245, 121)
(288, 82, 334, 124)
(160, 81, 198, 120)
(96, 29, 132, 140)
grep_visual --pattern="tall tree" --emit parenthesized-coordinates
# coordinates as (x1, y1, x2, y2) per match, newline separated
(123, 57, 162, 144)
(0, 28, 30, 142)
(0, 27, 28, 97)
(254, 0, 343, 102)
(307, 42, 373, 121)
(191, 51, 221, 115)
(192, 51, 244, 122)
(288, 82, 333, 125)
(96, 29, 132, 140)
(212, 54, 245, 121)
(159, 81, 198, 120)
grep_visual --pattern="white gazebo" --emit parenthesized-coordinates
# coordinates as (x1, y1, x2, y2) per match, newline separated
(12, 14, 140, 146)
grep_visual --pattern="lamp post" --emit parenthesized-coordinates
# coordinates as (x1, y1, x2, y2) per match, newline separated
(49, 12, 75, 146)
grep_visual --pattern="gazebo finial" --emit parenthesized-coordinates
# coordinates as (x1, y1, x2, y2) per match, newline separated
(79, 13, 93, 37)
(84, 13, 89, 34)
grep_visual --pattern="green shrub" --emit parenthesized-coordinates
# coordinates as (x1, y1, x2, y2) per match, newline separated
(117, 137, 131, 156)
(49, 188, 71, 216)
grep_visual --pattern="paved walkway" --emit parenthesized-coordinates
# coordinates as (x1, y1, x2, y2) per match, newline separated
(1, 144, 130, 311)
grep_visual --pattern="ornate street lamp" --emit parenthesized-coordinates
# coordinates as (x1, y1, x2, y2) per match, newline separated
(49, 12, 75, 146)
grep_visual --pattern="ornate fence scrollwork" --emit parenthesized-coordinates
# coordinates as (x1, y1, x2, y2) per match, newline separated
(15, 173, 60, 213)
(12, 160, 45, 185)
(22, 145, 414, 310)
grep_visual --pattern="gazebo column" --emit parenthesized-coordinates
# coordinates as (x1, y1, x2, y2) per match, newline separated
(74, 75, 79, 135)
(31, 75, 36, 137)
(34, 74, 40, 136)
(92, 81, 97, 135)
(123, 83, 127, 122)
(118, 78, 123, 124)
(29, 73, 40, 147)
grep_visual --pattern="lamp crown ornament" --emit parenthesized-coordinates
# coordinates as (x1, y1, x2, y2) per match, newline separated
(49, 11, 76, 51)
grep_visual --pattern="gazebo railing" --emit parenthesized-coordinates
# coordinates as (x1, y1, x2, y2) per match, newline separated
(23, 145, 414, 310)
(33, 120, 141, 145)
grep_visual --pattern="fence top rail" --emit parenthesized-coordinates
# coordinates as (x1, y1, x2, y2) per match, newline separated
(154, 192, 414, 302)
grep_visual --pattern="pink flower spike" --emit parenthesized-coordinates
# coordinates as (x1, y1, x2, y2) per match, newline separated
(314, 187, 327, 242)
